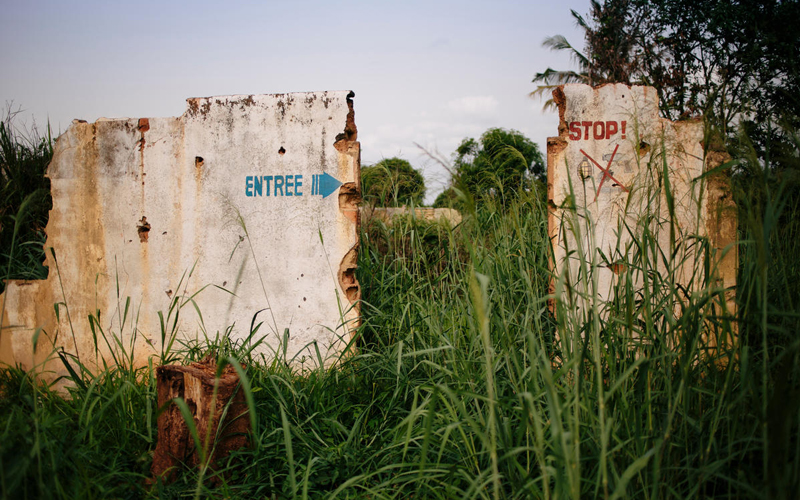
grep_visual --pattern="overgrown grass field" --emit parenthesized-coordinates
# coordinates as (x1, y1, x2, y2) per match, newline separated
(1, 119, 799, 499)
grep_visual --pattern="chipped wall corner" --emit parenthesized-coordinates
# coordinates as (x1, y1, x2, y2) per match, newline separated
(334, 91, 362, 340)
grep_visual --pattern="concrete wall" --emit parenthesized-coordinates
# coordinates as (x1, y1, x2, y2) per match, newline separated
(0, 91, 361, 374)
(547, 84, 737, 340)
(360, 207, 462, 226)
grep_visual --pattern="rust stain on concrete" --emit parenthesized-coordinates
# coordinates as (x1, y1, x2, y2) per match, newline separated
(138, 118, 150, 151)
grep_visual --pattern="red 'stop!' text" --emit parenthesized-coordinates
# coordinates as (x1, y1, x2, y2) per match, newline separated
(568, 121, 627, 141)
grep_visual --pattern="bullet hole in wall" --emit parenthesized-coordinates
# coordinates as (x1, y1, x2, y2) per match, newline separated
(137, 216, 151, 242)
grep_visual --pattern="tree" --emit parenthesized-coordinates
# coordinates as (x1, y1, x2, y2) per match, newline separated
(535, 0, 800, 145)
(435, 128, 544, 208)
(432, 186, 462, 210)
(530, 10, 591, 112)
(598, 0, 800, 169)
(361, 157, 426, 207)
(530, 1, 639, 110)
(532, 1, 674, 108)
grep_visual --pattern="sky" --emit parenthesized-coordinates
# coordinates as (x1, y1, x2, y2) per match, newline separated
(0, 0, 589, 203)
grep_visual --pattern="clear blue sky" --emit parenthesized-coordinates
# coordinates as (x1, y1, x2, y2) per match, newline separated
(0, 0, 589, 202)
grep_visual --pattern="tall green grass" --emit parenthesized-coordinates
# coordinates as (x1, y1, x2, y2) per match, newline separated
(0, 109, 52, 292)
(1, 128, 799, 499)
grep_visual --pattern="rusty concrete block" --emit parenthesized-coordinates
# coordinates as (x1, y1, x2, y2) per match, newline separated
(151, 356, 249, 483)
(0, 91, 361, 374)
(547, 84, 737, 340)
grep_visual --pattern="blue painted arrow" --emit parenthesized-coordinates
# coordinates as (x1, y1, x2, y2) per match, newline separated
(314, 172, 342, 198)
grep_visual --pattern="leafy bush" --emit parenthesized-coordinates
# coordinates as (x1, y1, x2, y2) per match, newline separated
(436, 128, 544, 210)
(361, 157, 426, 207)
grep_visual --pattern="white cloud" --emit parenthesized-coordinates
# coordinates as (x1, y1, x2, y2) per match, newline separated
(447, 95, 499, 115)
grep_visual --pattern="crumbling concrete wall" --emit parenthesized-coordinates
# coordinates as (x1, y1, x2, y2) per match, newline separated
(0, 91, 361, 374)
(360, 207, 462, 226)
(547, 84, 737, 337)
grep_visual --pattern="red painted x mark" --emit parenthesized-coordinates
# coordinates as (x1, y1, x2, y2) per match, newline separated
(579, 144, 628, 202)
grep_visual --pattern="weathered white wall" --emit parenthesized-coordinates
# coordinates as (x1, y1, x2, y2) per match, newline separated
(0, 91, 361, 373)
(547, 84, 737, 331)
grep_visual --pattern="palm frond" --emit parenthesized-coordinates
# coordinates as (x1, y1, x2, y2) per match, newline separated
(541, 35, 589, 69)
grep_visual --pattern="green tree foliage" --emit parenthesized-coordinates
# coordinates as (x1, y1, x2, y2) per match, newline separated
(432, 186, 462, 210)
(535, 0, 800, 228)
(535, 0, 800, 142)
(584, 0, 800, 232)
(530, 0, 656, 110)
(530, 11, 591, 111)
(361, 157, 426, 207)
(435, 128, 544, 208)
(592, 0, 798, 136)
